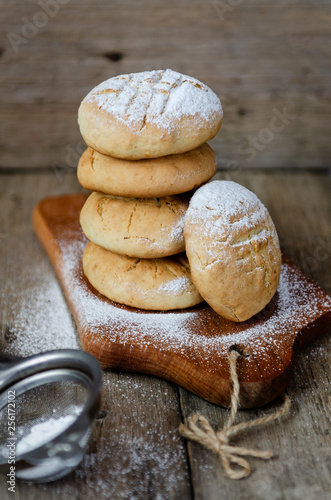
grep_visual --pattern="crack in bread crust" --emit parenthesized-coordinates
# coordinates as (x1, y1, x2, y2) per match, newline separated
(127, 202, 138, 233)
(164, 264, 180, 278)
(229, 226, 269, 246)
(96, 197, 108, 221)
(81, 191, 188, 259)
(90, 149, 95, 171)
(129, 236, 155, 243)
(127, 259, 141, 272)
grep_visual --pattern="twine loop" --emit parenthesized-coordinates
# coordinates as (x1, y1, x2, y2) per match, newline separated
(179, 350, 291, 480)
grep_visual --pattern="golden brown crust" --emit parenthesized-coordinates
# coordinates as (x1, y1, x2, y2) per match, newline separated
(82, 242, 203, 310)
(184, 181, 281, 322)
(77, 144, 217, 198)
(80, 191, 190, 258)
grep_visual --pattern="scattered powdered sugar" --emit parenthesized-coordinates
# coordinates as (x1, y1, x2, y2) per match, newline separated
(82, 69, 222, 132)
(58, 231, 331, 377)
(71, 375, 191, 499)
(76, 432, 190, 499)
(5, 259, 80, 357)
(66, 239, 197, 335)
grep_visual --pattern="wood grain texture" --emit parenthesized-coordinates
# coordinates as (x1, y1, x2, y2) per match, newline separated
(0, 1, 330, 169)
(0, 169, 330, 499)
(32, 193, 331, 409)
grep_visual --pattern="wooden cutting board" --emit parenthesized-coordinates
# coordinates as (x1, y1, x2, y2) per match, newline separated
(33, 194, 331, 409)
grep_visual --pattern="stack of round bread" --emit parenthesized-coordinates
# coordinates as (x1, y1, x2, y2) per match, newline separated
(77, 69, 281, 321)
(77, 69, 222, 311)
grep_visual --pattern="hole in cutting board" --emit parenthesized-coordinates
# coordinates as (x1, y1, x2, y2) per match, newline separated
(229, 344, 251, 358)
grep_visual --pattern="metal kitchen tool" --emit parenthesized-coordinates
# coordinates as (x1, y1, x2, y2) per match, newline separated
(0, 349, 102, 482)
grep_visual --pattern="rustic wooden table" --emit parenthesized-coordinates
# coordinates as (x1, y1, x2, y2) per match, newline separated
(0, 167, 330, 500)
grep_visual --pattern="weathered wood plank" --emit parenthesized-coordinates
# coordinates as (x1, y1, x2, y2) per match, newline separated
(0, 1, 330, 168)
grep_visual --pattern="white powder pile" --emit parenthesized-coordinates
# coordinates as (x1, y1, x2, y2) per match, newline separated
(16, 405, 82, 455)
(83, 69, 222, 133)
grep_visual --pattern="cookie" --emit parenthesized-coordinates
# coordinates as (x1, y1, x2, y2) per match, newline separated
(78, 69, 223, 160)
(80, 191, 190, 258)
(77, 144, 217, 198)
(184, 180, 281, 322)
(83, 242, 203, 310)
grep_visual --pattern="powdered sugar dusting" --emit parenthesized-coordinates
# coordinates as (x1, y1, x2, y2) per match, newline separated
(167, 212, 185, 244)
(74, 375, 190, 498)
(189, 180, 264, 216)
(58, 230, 331, 379)
(4, 259, 80, 357)
(154, 276, 192, 295)
(186, 180, 278, 248)
(82, 69, 222, 133)
(62, 237, 198, 341)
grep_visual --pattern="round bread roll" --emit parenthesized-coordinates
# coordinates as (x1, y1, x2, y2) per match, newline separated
(78, 69, 223, 160)
(83, 242, 203, 310)
(80, 191, 190, 258)
(77, 144, 217, 198)
(184, 181, 281, 322)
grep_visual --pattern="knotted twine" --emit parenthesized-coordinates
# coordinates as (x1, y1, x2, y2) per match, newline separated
(179, 350, 291, 480)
